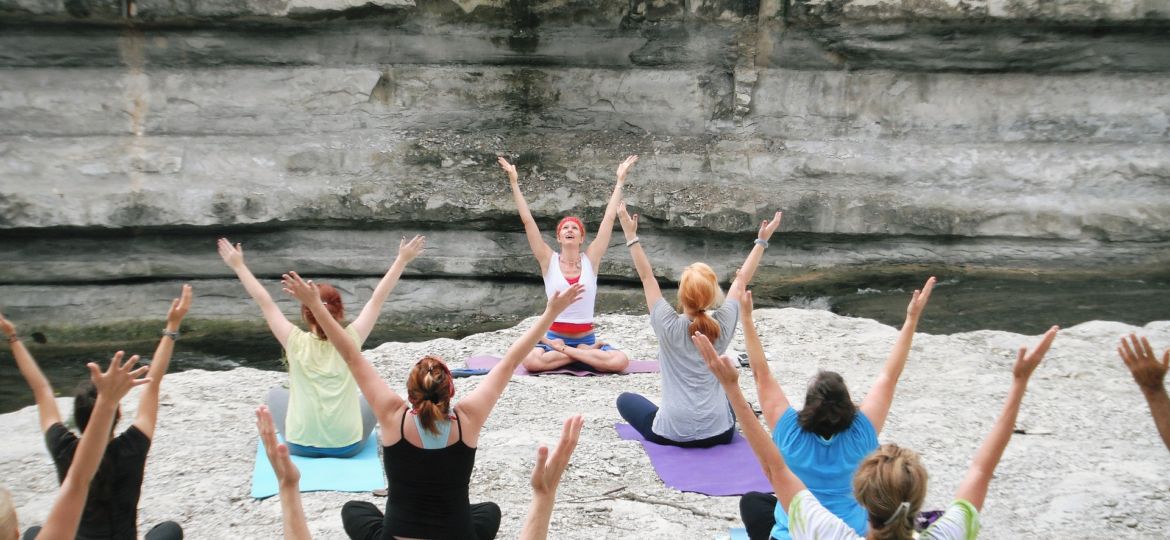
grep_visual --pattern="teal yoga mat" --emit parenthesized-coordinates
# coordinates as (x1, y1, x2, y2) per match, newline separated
(250, 433, 384, 499)
(729, 527, 749, 539)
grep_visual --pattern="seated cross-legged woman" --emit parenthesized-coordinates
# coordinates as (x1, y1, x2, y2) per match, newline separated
(498, 155, 638, 374)
(699, 324, 1058, 540)
(219, 235, 424, 457)
(737, 278, 935, 540)
(614, 203, 782, 448)
(2, 286, 191, 540)
(283, 270, 584, 540)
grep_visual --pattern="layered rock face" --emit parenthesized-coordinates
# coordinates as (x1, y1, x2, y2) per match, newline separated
(1, 0, 1168, 350)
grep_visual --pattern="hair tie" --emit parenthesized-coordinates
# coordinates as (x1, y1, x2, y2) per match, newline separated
(882, 501, 911, 526)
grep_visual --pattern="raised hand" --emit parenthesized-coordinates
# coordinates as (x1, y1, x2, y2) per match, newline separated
(737, 285, 753, 316)
(547, 283, 586, 316)
(87, 351, 151, 402)
(905, 276, 936, 321)
(0, 310, 15, 339)
(166, 284, 193, 327)
(757, 211, 783, 242)
(1013, 326, 1059, 382)
(217, 238, 245, 269)
(1119, 334, 1169, 392)
(531, 415, 584, 497)
(615, 155, 639, 184)
(281, 271, 321, 305)
(257, 405, 300, 487)
(397, 234, 427, 264)
(618, 202, 638, 239)
(693, 332, 738, 385)
(498, 156, 519, 184)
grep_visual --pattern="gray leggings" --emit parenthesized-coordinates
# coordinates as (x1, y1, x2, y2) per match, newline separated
(266, 386, 376, 458)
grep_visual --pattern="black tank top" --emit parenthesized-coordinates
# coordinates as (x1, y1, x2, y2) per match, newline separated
(383, 407, 478, 539)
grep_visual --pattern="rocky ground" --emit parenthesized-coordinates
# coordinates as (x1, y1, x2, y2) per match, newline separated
(3, 307, 1170, 539)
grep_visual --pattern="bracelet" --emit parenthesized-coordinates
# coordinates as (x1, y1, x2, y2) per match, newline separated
(161, 329, 180, 341)
(626, 237, 640, 247)
(7, 335, 19, 344)
(754, 238, 768, 249)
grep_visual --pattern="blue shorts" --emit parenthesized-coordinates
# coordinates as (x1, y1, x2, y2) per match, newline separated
(535, 330, 615, 353)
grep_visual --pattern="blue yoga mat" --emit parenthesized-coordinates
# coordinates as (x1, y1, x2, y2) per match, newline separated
(250, 433, 384, 499)
(730, 527, 749, 539)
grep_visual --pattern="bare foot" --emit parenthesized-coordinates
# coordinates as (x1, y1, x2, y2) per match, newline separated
(541, 337, 567, 353)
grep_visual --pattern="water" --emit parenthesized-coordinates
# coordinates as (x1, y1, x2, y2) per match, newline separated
(2, 275, 1167, 414)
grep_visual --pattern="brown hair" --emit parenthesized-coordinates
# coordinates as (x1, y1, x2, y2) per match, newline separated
(407, 355, 454, 435)
(678, 263, 724, 341)
(853, 444, 928, 540)
(797, 371, 857, 438)
(301, 283, 344, 339)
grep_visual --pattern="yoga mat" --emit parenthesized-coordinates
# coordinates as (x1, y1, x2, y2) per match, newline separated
(451, 367, 490, 378)
(615, 423, 772, 497)
(250, 433, 384, 499)
(464, 355, 659, 376)
(730, 528, 749, 540)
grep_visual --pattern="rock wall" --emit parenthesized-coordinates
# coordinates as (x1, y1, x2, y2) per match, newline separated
(1, 0, 1168, 346)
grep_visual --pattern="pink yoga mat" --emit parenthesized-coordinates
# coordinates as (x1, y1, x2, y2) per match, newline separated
(615, 423, 773, 496)
(464, 355, 659, 376)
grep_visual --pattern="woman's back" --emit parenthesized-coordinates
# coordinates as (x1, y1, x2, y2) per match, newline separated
(649, 298, 739, 441)
(285, 325, 364, 448)
(383, 407, 477, 540)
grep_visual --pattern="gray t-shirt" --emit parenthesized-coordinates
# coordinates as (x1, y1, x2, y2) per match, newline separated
(649, 297, 739, 441)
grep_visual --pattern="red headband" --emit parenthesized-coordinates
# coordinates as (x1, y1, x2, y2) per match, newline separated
(557, 216, 586, 239)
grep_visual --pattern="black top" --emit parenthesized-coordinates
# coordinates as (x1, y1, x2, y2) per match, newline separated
(45, 422, 151, 540)
(384, 408, 478, 540)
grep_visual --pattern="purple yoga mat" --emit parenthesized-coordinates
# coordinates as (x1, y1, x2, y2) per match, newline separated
(464, 355, 659, 376)
(615, 423, 773, 496)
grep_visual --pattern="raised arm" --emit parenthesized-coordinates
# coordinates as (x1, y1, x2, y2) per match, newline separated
(458, 283, 584, 425)
(519, 415, 585, 540)
(1118, 334, 1170, 452)
(219, 238, 295, 348)
(282, 272, 403, 425)
(133, 284, 192, 439)
(955, 325, 1057, 511)
(693, 332, 805, 511)
(859, 276, 936, 434)
(585, 155, 637, 268)
(618, 202, 662, 311)
(739, 291, 790, 429)
(256, 405, 311, 540)
(500, 157, 554, 272)
(37, 352, 150, 540)
(351, 235, 426, 343)
(726, 211, 781, 302)
(1, 311, 61, 432)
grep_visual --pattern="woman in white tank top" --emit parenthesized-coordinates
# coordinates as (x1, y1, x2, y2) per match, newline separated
(498, 155, 638, 373)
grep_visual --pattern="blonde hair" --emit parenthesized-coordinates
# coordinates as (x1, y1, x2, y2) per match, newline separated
(0, 486, 17, 540)
(678, 263, 724, 340)
(853, 444, 928, 540)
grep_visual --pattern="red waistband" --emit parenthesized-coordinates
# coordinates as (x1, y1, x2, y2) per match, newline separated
(550, 321, 593, 334)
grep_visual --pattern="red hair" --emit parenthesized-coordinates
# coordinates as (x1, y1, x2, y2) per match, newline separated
(557, 216, 586, 240)
(301, 283, 344, 339)
(407, 355, 455, 435)
(679, 263, 723, 341)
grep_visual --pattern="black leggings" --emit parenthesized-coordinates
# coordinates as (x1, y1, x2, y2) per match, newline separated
(740, 491, 779, 540)
(341, 500, 500, 540)
(22, 521, 183, 540)
(616, 392, 735, 448)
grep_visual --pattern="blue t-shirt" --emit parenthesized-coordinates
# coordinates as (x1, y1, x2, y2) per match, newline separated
(770, 407, 879, 540)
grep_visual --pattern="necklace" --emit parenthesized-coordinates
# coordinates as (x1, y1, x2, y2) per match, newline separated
(561, 253, 581, 270)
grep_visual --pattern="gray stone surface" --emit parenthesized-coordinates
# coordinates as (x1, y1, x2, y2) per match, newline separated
(1, 0, 1168, 338)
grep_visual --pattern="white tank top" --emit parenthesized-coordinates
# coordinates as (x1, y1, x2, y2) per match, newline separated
(543, 251, 597, 324)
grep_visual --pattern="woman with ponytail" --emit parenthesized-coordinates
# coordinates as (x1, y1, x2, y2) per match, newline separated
(696, 325, 1058, 540)
(614, 202, 782, 447)
(219, 235, 425, 458)
(283, 270, 584, 540)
